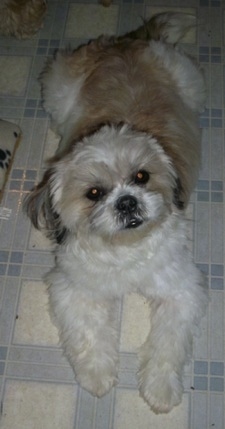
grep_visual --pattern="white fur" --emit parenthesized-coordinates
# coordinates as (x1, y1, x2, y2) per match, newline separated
(148, 41, 206, 112)
(25, 13, 208, 415)
(46, 209, 207, 413)
(151, 12, 196, 44)
(41, 52, 85, 147)
(41, 126, 207, 414)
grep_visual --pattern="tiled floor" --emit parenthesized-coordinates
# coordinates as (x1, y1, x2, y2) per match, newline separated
(0, 1, 224, 428)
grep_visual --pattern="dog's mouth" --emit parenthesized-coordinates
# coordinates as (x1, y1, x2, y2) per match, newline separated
(125, 218, 143, 229)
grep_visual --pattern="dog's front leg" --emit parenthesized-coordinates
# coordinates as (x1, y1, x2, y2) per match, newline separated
(137, 298, 186, 413)
(49, 283, 119, 397)
(137, 281, 206, 414)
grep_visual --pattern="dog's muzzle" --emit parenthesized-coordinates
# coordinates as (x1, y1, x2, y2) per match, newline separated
(116, 195, 143, 229)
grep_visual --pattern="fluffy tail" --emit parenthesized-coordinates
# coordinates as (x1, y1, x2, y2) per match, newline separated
(117, 12, 196, 44)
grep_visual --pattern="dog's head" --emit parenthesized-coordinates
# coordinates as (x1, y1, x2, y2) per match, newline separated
(24, 124, 183, 244)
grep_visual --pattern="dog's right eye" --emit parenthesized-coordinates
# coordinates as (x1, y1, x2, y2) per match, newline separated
(134, 170, 150, 185)
(86, 187, 105, 201)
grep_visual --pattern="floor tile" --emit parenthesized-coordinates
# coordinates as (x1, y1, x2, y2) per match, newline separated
(0, 57, 31, 96)
(1, 380, 77, 429)
(114, 389, 189, 429)
(13, 280, 59, 346)
(65, 4, 119, 39)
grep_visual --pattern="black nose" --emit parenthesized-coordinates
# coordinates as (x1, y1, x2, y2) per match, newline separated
(116, 195, 138, 214)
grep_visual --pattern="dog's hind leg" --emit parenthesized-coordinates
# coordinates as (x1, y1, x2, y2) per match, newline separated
(40, 52, 85, 155)
(117, 12, 196, 44)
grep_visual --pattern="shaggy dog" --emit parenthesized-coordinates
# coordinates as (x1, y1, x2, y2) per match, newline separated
(0, 0, 46, 38)
(24, 13, 207, 414)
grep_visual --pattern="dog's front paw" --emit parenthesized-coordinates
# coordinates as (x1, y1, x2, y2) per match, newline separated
(74, 351, 119, 397)
(76, 369, 118, 397)
(76, 366, 118, 398)
(138, 364, 183, 414)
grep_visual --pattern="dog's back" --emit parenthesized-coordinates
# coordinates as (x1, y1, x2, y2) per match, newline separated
(41, 12, 206, 207)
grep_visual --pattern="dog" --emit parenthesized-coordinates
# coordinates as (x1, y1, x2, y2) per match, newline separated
(24, 13, 208, 414)
(0, 0, 46, 39)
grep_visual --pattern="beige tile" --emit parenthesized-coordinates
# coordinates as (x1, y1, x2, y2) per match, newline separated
(114, 389, 189, 429)
(13, 280, 59, 346)
(120, 293, 150, 352)
(1, 380, 77, 429)
(29, 227, 54, 251)
(0, 56, 31, 96)
(145, 7, 197, 43)
(65, 4, 119, 39)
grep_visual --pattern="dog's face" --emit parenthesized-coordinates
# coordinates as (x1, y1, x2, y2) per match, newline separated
(25, 124, 180, 243)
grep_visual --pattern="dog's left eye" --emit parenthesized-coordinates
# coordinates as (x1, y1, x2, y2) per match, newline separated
(134, 170, 150, 185)
(86, 187, 105, 201)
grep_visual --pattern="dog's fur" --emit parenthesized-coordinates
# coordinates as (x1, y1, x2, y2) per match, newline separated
(24, 13, 208, 414)
(99, 0, 112, 6)
(0, 0, 46, 38)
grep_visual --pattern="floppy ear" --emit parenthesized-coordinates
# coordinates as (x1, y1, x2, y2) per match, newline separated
(173, 177, 185, 210)
(23, 168, 68, 244)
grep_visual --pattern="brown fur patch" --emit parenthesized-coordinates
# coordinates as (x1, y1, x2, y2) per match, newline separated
(55, 38, 200, 207)
(0, 0, 46, 38)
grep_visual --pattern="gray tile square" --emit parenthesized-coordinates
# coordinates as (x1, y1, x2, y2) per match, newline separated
(211, 264, 224, 276)
(0, 361, 5, 375)
(210, 362, 224, 376)
(25, 170, 37, 180)
(211, 278, 224, 290)
(10, 252, 23, 264)
(194, 361, 208, 375)
(211, 192, 223, 202)
(0, 264, 7, 276)
(211, 181, 223, 190)
(0, 251, 9, 263)
(7, 264, 21, 277)
(11, 169, 24, 179)
(0, 346, 7, 360)
(210, 377, 224, 392)
(194, 376, 208, 391)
